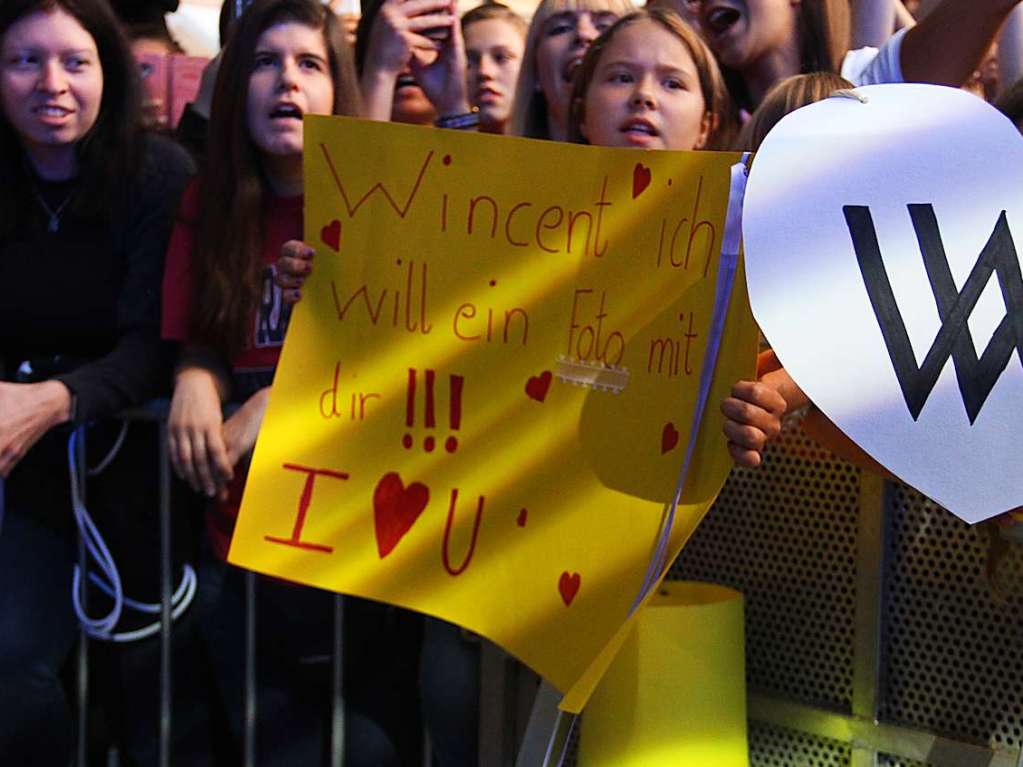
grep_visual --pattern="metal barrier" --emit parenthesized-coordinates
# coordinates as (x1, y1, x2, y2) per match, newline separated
(53, 402, 551, 766)
(39, 404, 1023, 766)
(668, 414, 1023, 767)
(66, 403, 361, 767)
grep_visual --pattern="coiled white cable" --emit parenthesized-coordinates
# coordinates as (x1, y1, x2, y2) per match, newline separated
(68, 426, 196, 643)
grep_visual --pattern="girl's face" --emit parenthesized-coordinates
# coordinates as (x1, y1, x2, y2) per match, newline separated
(580, 18, 710, 151)
(0, 7, 103, 172)
(246, 21, 334, 161)
(465, 18, 525, 132)
(535, 8, 618, 133)
(698, 0, 799, 72)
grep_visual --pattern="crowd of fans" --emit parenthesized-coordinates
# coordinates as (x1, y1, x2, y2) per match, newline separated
(1, 0, 1020, 764)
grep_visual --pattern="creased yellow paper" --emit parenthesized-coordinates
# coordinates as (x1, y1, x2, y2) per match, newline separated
(229, 116, 757, 707)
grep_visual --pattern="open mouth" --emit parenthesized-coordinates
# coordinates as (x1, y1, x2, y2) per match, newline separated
(562, 56, 584, 83)
(704, 5, 741, 36)
(34, 105, 72, 117)
(396, 73, 420, 90)
(621, 119, 659, 138)
(269, 103, 303, 120)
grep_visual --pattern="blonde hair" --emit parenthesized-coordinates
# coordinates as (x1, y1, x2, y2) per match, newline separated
(461, 2, 527, 37)
(736, 71, 852, 151)
(566, 8, 736, 150)
(509, 0, 637, 139)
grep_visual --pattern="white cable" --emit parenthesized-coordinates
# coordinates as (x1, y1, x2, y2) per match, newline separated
(68, 426, 197, 643)
(88, 421, 129, 476)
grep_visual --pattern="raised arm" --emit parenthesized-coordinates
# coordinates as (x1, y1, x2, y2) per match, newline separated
(900, 0, 1022, 86)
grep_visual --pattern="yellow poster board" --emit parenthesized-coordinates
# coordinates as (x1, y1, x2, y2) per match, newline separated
(229, 116, 757, 709)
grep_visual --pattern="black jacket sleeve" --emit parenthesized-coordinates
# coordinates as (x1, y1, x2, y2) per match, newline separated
(57, 135, 195, 422)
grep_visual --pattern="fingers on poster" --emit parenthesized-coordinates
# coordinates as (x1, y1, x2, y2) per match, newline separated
(265, 367, 581, 606)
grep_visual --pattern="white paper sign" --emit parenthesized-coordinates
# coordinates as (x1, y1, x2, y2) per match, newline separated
(743, 84, 1023, 523)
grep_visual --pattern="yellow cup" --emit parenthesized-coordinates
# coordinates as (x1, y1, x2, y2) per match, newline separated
(576, 581, 748, 766)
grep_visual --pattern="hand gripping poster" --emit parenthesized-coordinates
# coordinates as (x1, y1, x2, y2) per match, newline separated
(229, 116, 757, 709)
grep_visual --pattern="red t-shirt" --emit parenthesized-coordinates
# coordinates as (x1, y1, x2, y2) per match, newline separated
(162, 178, 302, 558)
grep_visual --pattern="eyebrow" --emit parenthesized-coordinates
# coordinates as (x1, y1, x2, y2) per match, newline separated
(545, 11, 576, 24)
(253, 47, 328, 64)
(599, 59, 698, 77)
(2, 46, 95, 56)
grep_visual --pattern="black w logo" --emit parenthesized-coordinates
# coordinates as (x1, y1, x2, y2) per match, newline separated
(844, 205, 1023, 424)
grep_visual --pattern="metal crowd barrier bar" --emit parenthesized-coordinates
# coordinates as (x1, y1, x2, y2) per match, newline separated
(244, 569, 257, 767)
(54, 403, 514, 766)
(114, 403, 352, 767)
(158, 420, 173, 767)
(75, 427, 89, 767)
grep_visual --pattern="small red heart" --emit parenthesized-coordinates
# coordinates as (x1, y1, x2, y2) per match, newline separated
(632, 163, 652, 199)
(558, 571, 581, 606)
(321, 219, 342, 252)
(517, 508, 528, 527)
(661, 422, 679, 454)
(525, 371, 552, 402)
(373, 472, 429, 558)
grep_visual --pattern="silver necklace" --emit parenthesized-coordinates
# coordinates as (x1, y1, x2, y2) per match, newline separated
(31, 186, 73, 232)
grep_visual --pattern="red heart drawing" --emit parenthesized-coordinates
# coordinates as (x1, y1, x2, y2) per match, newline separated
(558, 571, 581, 606)
(632, 163, 652, 199)
(321, 219, 342, 252)
(517, 508, 528, 527)
(525, 371, 552, 402)
(661, 421, 680, 454)
(373, 472, 429, 558)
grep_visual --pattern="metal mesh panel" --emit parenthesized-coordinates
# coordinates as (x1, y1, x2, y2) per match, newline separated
(879, 485, 1023, 750)
(749, 721, 850, 767)
(671, 417, 860, 711)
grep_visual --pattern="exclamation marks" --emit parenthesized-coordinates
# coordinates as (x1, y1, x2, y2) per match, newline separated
(423, 369, 437, 451)
(446, 375, 463, 453)
(403, 369, 464, 453)
(403, 369, 416, 449)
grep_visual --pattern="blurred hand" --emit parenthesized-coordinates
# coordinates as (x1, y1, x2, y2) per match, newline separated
(0, 380, 71, 477)
(720, 379, 787, 468)
(364, 0, 453, 75)
(168, 366, 232, 497)
(221, 387, 271, 499)
(275, 239, 315, 304)
(411, 1, 471, 117)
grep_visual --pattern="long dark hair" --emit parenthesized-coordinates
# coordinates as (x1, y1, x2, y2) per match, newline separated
(191, 0, 361, 359)
(0, 0, 142, 237)
(721, 0, 850, 112)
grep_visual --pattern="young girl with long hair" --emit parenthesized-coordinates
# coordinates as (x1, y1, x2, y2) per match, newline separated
(162, 1, 417, 764)
(510, 0, 636, 140)
(566, 6, 736, 148)
(565, 8, 785, 462)
(0, 0, 193, 760)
